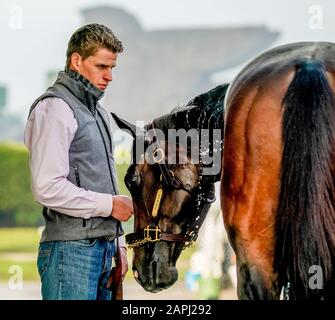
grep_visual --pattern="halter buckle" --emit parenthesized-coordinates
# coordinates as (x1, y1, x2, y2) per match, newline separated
(144, 225, 161, 242)
(188, 230, 198, 243)
(182, 230, 198, 249)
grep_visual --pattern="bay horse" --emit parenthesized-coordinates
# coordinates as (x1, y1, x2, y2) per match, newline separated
(123, 41, 335, 299)
(223, 41, 335, 299)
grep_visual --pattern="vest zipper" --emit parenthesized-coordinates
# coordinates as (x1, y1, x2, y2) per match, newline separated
(94, 112, 120, 235)
(94, 113, 117, 194)
(74, 164, 86, 228)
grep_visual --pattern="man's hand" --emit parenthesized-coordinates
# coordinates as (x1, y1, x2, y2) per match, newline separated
(120, 247, 128, 280)
(111, 195, 134, 221)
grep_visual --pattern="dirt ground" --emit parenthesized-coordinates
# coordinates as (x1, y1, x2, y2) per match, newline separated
(0, 279, 237, 300)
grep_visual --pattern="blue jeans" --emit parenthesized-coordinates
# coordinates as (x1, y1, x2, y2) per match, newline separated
(37, 238, 116, 300)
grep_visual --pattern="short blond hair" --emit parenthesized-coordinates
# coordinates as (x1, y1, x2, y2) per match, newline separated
(66, 23, 123, 67)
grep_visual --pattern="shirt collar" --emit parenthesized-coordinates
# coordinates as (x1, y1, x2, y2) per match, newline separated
(54, 68, 105, 113)
(64, 67, 105, 100)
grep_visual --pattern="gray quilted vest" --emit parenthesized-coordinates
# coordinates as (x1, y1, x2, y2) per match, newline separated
(29, 68, 123, 242)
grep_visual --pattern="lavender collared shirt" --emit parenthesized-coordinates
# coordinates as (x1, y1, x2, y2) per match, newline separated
(24, 97, 126, 246)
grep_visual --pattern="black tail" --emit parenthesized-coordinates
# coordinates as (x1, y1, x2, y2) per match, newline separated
(275, 60, 335, 299)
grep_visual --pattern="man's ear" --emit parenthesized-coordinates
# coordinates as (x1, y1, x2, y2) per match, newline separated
(70, 52, 82, 72)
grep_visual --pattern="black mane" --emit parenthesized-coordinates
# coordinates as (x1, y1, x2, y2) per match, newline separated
(150, 83, 229, 132)
(146, 83, 229, 182)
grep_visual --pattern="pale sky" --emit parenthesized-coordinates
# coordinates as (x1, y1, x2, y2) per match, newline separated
(0, 0, 334, 115)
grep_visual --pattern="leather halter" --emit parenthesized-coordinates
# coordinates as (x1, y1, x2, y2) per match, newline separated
(125, 124, 216, 249)
(109, 113, 217, 250)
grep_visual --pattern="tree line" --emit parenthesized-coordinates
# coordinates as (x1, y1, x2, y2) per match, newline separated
(0, 142, 129, 227)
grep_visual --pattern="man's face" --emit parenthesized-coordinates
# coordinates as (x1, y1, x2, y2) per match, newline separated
(71, 48, 118, 91)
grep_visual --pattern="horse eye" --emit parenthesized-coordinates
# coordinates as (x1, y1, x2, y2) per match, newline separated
(131, 174, 140, 185)
(125, 167, 142, 196)
(125, 173, 139, 187)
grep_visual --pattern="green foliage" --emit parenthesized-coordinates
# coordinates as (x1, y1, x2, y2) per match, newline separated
(0, 228, 40, 281)
(0, 228, 195, 282)
(0, 142, 42, 227)
(0, 258, 39, 281)
(115, 163, 130, 197)
(0, 228, 40, 252)
(0, 142, 132, 227)
(0, 85, 7, 112)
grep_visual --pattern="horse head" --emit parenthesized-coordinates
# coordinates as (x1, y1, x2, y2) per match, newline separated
(122, 84, 229, 292)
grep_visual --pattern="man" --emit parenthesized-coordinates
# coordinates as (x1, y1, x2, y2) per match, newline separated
(24, 24, 133, 300)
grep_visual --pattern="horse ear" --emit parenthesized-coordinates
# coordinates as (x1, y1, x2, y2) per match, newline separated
(110, 112, 145, 139)
(110, 112, 149, 164)
(153, 83, 229, 132)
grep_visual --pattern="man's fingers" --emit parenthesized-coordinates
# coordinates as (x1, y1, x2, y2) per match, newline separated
(111, 195, 134, 221)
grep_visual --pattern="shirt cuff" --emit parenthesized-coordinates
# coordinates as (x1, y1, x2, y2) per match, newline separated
(119, 235, 126, 248)
(91, 193, 113, 218)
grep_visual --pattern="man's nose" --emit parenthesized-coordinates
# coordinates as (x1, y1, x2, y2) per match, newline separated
(104, 69, 112, 82)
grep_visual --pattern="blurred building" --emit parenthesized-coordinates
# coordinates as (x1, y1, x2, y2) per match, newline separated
(0, 5, 279, 142)
(82, 6, 279, 123)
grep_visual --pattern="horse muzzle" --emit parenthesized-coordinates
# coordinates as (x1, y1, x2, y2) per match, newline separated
(132, 244, 178, 292)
